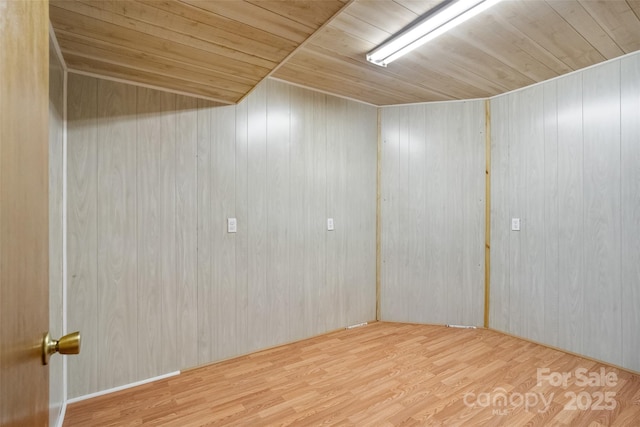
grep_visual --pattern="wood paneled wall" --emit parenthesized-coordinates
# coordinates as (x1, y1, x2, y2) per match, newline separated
(379, 101, 486, 326)
(490, 51, 640, 372)
(66, 76, 377, 397)
(48, 35, 65, 425)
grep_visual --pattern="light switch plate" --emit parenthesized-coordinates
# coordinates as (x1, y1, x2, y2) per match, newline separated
(228, 218, 237, 233)
(511, 218, 520, 231)
(327, 218, 334, 231)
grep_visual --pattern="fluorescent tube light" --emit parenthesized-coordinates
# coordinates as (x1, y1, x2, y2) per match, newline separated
(366, 0, 502, 67)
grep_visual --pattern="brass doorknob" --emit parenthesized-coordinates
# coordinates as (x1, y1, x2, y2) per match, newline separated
(42, 331, 81, 365)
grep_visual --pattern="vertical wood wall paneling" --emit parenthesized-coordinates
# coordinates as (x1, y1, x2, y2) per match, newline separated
(159, 96, 179, 374)
(456, 100, 486, 327)
(49, 37, 65, 421)
(266, 80, 291, 345)
(235, 98, 249, 356)
(310, 91, 328, 332)
(490, 52, 640, 371)
(464, 101, 486, 327)
(211, 104, 237, 360)
(489, 95, 509, 331)
(136, 87, 177, 378)
(66, 75, 378, 395)
(380, 101, 485, 326)
(288, 85, 308, 340)
(582, 60, 622, 365)
(424, 104, 448, 325)
(556, 72, 584, 355)
(522, 85, 545, 342)
(346, 101, 377, 325)
(196, 99, 213, 364)
(247, 83, 268, 352)
(96, 79, 138, 389)
(542, 81, 560, 347)
(406, 105, 426, 323)
(175, 95, 199, 369)
(621, 53, 640, 372)
(444, 103, 464, 325)
(289, 87, 328, 338)
(507, 91, 525, 335)
(397, 106, 411, 322)
(326, 96, 348, 330)
(67, 73, 99, 398)
(379, 106, 400, 321)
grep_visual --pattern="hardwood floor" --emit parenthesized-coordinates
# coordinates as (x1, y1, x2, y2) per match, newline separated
(63, 322, 640, 426)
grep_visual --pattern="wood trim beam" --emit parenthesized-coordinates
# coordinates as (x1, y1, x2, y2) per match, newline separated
(376, 107, 382, 320)
(484, 99, 491, 328)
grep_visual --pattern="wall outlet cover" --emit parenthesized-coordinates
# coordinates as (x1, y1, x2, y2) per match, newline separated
(228, 217, 237, 233)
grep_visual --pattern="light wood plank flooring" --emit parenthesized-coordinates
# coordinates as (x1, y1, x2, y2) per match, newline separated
(64, 322, 640, 426)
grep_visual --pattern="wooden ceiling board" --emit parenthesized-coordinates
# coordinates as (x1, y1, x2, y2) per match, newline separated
(309, 11, 505, 99)
(405, 47, 514, 96)
(546, 1, 625, 59)
(393, 0, 443, 16)
(246, 0, 348, 28)
(629, 0, 640, 18)
(303, 29, 481, 99)
(51, 0, 640, 106)
(412, 32, 537, 91)
(498, 1, 607, 70)
(50, 4, 276, 71)
(274, 0, 640, 105)
(56, 33, 254, 93)
(117, 1, 295, 62)
(330, 10, 389, 43)
(300, 22, 515, 98)
(54, 26, 260, 85)
(50, 0, 347, 103)
(302, 46, 477, 101)
(180, 0, 314, 43)
(344, 0, 421, 35)
(275, 2, 516, 103)
(137, 0, 300, 58)
(64, 53, 244, 101)
(451, 14, 560, 83)
(274, 64, 427, 106)
(487, 11, 574, 76)
(579, 0, 640, 52)
(282, 48, 452, 102)
(55, 1, 290, 63)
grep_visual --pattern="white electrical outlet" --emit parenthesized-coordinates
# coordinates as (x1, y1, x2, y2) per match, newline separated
(327, 218, 334, 231)
(228, 218, 237, 233)
(511, 218, 520, 231)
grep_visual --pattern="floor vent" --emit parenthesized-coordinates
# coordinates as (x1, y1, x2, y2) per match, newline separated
(346, 322, 368, 329)
(446, 324, 477, 329)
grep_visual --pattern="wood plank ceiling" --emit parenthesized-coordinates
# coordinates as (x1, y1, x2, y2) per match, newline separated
(50, 0, 640, 106)
(49, 0, 348, 104)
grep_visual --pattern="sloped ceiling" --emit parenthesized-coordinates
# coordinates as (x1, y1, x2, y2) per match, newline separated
(50, 0, 640, 106)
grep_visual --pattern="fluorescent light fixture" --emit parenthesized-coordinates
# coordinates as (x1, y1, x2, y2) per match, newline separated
(366, 0, 502, 67)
